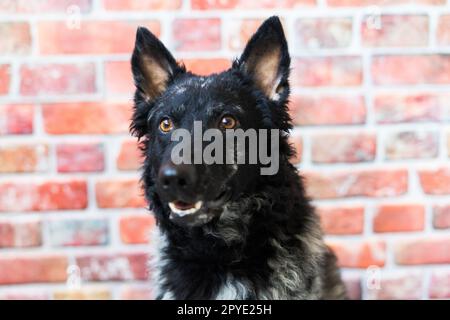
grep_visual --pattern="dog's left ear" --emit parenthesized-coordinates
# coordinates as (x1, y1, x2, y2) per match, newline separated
(235, 16, 290, 102)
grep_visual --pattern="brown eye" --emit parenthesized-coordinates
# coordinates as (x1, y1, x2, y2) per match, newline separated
(159, 118, 174, 133)
(220, 115, 237, 130)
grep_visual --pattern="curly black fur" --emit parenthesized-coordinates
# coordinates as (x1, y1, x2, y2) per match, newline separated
(130, 16, 347, 300)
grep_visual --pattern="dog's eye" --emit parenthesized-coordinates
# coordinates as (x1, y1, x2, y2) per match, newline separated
(159, 118, 174, 133)
(219, 115, 237, 130)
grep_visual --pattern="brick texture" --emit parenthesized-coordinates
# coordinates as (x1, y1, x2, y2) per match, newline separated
(42, 102, 132, 134)
(0, 255, 68, 285)
(0, 22, 32, 55)
(0, 144, 48, 173)
(304, 169, 408, 199)
(0, 105, 33, 135)
(318, 206, 364, 235)
(0, 0, 449, 300)
(433, 205, 450, 229)
(395, 237, 450, 265)
(120, 215, 155, 244)
(56, 143, 105, 173)
(327, 240, 386, 268)
(20, 63, 96, 96)
(373, 205, 425, 233)
(366, 272, 424, 300)
(95, 179, 146, 208)
(311, 133, 376, 163)
(362, 15, 428, 47)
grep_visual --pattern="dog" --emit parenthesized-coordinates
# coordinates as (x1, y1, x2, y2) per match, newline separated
(130, 16, 347, 299)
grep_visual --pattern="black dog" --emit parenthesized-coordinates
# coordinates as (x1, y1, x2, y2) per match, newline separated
(130, 16, 346, 299)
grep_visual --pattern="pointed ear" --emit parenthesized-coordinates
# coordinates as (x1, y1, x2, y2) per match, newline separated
(235, 16, 290, 101)
(131, 27, 183, 102)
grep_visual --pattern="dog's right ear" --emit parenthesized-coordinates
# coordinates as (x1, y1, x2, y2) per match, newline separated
(234, 16, 290, 103)
(132, 27, 181, 102)
(131, 27, 184, 138)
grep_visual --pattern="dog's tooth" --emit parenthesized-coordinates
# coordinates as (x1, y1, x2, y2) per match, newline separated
(194, 201, 203, 210)
(168, 201, 201, 216)
(168, 202, 178, 213)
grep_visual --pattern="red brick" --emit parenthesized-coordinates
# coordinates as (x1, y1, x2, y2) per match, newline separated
(395, 237, 450, 265)
(374, 204, 425, 233)
(437, 15, 450, 45)
(0, 105, 34, 135)
(372, 55, 450, 85)
(0, 144, 48, 173)
(289, 133, 303, 164)
(374, 93, 450, 123)
(0, 0, 92, 13)
(317, 206, 364, 235)
(327, 240, 386, 268)
(311, 133, 376, 163)
(342, 275, 361, 300)
(0, 64, 10, 95)
(304, 169, 408, 199)
(38, 21, 160, 54)
(385, 131, 439, 160)
(117, 140, 143, 171)
(3, 106, 33, 135)
(42, 102, 132, 134)
(120, 215, 155, 244)
(0, 180, 88, 212)
(76, 252, 148, 281)
(103, 0, 182, 10)
(57, 143, 105, 173)
(295, 18, 352, 49)
(0, 22, 32, 54)
(183, 59, 230, 76)
(173, 19, 221, 51)
(0, 220, 42, 248)
(429, 270, 450, 299)
(419, 167, 450, 195)
(362, 15, 428, 47)
(48, 219, 109, 247)
(120, 285, 154, 300)
(0, 255, 68, 284)
(289, 95, 366, 126)
(191, 0, 315, 9)
(433, 205, 450, 229)
(95, 179, 146, 208)
(366, 272, 424, 300)
(105, 61, 133, 95)
(54, 288, 111, 300)
(292, 57, 362, 87)
(328, 0, 445, 6)
(20, 63, 96, 96)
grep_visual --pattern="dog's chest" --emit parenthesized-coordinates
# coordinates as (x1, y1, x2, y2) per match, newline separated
(214, 277, 251, 299)
(151, 229, 256, 299)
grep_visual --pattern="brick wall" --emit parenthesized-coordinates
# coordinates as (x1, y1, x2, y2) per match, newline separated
(0, 0, 449, 300)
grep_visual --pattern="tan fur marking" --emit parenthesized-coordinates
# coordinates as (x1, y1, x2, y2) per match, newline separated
(246, 47, 281, 99)
(141, 56, 169, 100)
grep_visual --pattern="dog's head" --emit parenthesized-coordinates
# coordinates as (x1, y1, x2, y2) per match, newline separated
(131, 17, 292, 227)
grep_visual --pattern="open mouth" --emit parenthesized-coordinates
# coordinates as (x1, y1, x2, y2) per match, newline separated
(167, 188, 232, 226)
(168, 200, 203, 217)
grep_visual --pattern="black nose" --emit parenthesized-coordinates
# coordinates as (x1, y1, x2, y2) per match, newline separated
(158, 164, 197, 198)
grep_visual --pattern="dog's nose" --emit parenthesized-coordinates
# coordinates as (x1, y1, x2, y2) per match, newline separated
(158, 164, 197, 197)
